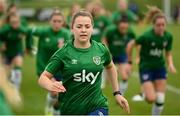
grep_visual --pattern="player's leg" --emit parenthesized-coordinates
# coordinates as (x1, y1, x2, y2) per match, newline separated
(152, 68, 167, 115)
(45, 75, 61, 115)
(142, 81, 156, 103)
(117, 63, 129, 95)
(11, 54, 23, 90)
(140, 69, 156, 103)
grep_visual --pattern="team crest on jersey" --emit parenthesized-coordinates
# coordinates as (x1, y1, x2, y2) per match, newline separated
(45, 38, 50, 42)
(71, 59, 78, 64)
(93, 56, 101, 65)
(151, 42, 155, 46)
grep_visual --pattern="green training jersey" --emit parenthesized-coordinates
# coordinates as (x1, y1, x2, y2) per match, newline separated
(31, 26, 71, 76)
(111, 10, 137, 23)
(136, 28, 173, 70)
(45, 40, 111, 115)
(0, 24, 32, 57)
(104, 25, 135, 57)
(91, 16, 110, 42)
(0, 91, 12, 115)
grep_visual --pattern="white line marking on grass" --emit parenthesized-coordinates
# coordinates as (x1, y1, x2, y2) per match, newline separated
(166, 85, 180, 95)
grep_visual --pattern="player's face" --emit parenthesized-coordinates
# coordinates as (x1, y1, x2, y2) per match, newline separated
(118, 22, 129, 34)
(50, 15, 64, 32)
(154, 18, 166, 36)
(10, 16, 20, 29)
(9, 6, 17, 14)
(71, 16, 93, 43)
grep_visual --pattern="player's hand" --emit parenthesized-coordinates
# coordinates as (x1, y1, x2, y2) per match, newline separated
(115, 94, 130, 114)
(168, 64, 177, 73)
(47, 81, 66, 93)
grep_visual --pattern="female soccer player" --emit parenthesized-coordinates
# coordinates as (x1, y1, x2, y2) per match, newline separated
(30, 8, 71, 115)
(0, 13, 32, 91)
(127, 13, 176, 115)
(103, 15, 135, 95)
(38, 10, 130, 115)
(90, 1, 110, 43)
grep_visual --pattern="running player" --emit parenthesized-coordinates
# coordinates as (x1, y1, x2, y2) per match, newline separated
(127, 13, 177, 115)
(132, 6, 165, 102)
(90, 1, 110, 43)
(30, 8, 71, 115)
(0, 13, 32, 91)
(103, 15, 135, 95)
(38, 9, 130, 115)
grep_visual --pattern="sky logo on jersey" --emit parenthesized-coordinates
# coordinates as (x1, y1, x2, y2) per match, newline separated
(150, 48, 162, 57)
(93, 56, 101, 65)
(73, 69, 100, 85)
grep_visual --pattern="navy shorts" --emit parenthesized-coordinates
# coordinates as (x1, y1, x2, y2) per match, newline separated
(88, 108, 108, 115)
(139, 67, 167, 83)
(112, 54, 127, 64)
(4, 53, 23, 65)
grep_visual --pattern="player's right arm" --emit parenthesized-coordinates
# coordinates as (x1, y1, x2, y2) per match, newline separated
(38, 49, 66, 93)
(126, 34, 144, 64)
(38, 71, 66, 92)
(126, 39, 135, 63)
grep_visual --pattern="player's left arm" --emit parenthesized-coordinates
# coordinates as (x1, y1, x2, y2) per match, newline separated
(165, 34, 177, 73)
(165, 51, 177, 73)
(105, 62, 130, 114)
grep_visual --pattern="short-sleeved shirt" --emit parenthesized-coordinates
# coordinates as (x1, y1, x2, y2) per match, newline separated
(104, 25, 136, 57)
(136, 28, 173, 70)
(91, 15, 110, 42)
(0, 24, 32, 57)
(31, 26, 71, 76)
(111, 10, 138, 24)
(45, 40, 111, 115)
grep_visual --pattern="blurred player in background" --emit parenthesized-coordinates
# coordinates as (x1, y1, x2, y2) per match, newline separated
(0, 13, 32, 92)
(111, 0, 138, 24)
(127, 11, 177, 115)
(66, 3, 81, 29)
(132, 6, 165, 102)
(89, 0, 110, 43)
(30, 8, 71, 115)
(103, 15, 136, 95)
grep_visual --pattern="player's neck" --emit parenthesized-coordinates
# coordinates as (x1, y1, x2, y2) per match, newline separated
(74, 40, 91, 49)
